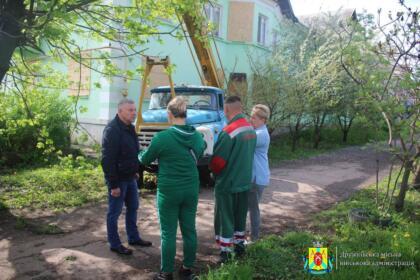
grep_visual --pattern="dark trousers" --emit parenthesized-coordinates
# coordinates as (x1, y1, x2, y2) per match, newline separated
(106, 179, 141, 248)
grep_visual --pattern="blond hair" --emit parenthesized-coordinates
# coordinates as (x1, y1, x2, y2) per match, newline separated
(167, 96, 187, 118)
(252, 104, 270, 121)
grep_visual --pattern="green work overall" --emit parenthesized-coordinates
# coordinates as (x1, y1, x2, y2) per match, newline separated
(139, 125, 205, 273)
(209, 114, 257, 252)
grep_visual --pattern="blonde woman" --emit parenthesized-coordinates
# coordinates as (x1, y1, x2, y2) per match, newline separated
(139, 96, 206, 280)
(248, 104, 271, 241)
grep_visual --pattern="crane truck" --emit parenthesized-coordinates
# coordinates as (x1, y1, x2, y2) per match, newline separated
(136, 11, 226, 187)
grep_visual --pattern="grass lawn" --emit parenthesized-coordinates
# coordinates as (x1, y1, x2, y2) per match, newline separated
(0, 156, 105, 212)
(200, 175, 419, 279)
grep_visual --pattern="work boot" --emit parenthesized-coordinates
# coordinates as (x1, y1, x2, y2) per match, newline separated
(234, 242, 246, 258)
(128, 238, 152, 247)
(153, 271, 173, 280)
(178, 266, 196, 280)
(110, 245, 132, 255)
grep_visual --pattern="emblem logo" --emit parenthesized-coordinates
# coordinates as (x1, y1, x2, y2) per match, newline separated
(303, 241, 334, 275)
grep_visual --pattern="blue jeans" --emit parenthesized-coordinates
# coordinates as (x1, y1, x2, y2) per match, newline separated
(106, 179, 141, 248)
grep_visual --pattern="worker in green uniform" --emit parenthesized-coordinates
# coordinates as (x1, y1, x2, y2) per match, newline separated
(139, 96, 206, 280)
(209, 96, 257, 263)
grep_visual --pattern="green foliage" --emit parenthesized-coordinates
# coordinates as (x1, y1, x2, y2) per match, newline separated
(201, 262, 253, 280)
(0, 157, 105, 212)
(335, 5, 419, 212)
(0, 86, 73, 167)
(248, 18, 310, 134)
(57, 154, 96, 170)
(4, 0, 210, 84)
(251, 16, 379, 149)
(245, 233, 312, 279)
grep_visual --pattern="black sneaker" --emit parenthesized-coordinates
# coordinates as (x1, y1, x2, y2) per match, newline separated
(178, 266, 196, 280)
(110, 245, 133, 255)
(217, 251, 233, 264)
(153, 271, 173, 280)
(128, 238, 152, 247)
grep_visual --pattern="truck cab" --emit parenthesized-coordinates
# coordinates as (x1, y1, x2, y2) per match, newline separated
(137, 85, 226, 186)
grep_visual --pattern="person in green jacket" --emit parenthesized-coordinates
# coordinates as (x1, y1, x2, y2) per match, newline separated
(139, 96, 206, 280)
(209, 96, 257, 263)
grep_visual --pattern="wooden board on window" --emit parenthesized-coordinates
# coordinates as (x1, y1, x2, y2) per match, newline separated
(144, 65, 170, 98)
(68, 50, 92, 96)
(227, 2, 254, 42)
(228, 72, 248, 98)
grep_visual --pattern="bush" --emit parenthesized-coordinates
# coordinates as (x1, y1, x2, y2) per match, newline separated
(0, 89, 73, 167)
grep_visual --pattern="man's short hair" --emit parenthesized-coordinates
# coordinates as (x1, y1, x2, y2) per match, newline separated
(118, 98, 135, 109)
(225, 96, 242, 104)
(167, 96, 187, 118)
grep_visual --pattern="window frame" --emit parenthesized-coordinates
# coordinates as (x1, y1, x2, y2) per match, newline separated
(204, 3, 222, 37)
(257, 14, 268, 46)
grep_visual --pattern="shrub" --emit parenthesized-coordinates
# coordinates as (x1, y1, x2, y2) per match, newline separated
(0, 89, 73, 167)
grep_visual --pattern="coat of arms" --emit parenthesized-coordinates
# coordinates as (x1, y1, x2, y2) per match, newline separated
(303, 241, 334, 275)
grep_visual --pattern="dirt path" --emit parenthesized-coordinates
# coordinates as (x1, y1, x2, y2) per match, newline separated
(0, 145, 391, 280)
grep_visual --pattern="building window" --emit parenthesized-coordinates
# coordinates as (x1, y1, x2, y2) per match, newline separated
(257, 14, 268, 46)
(204, 3, 222, 37)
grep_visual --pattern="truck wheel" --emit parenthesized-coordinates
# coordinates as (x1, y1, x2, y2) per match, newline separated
(139, 164, 158, 190)
(137, 165, 144, 189)
(199, 166, 214, 187)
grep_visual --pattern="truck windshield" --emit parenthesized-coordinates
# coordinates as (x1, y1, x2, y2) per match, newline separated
(148, 91, 217, 110)
(148, 92, 172, 110)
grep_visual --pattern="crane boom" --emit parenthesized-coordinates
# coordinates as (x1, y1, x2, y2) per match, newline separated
(182, 13, 222, 88)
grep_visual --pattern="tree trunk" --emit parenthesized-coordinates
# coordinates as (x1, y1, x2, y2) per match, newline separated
(313, 126, 321, 149)
(395, 160, 413, 212)
(413, 163, 420, 191)
(0, 0, 25, 83)
(313, 113, 326, 149)
(338, 115, 353, 144)
(342, 129, 349, 143)
(291, 132, 298, 152)
(289, 116, 301, 152)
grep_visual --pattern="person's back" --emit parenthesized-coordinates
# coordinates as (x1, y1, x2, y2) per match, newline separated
(210, 96, 256, 263)
(143, 125, 204, 191)
(211, 115, 256, 193)
(139, 97, 205, 280)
